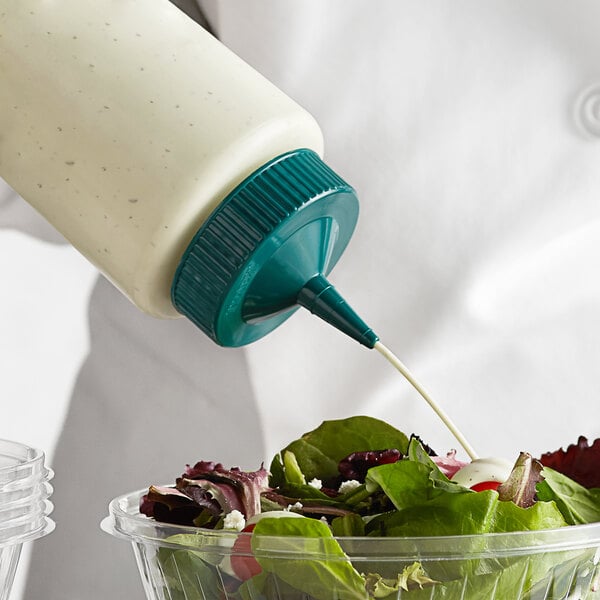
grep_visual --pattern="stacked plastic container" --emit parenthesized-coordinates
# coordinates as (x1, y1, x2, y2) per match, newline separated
(0, 440, 54, 600)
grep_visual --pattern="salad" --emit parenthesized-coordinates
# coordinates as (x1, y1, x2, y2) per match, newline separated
(139, 416, 600, 599)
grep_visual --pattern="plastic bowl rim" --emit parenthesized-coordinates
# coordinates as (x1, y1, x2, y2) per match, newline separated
(103, 488, 600, 559)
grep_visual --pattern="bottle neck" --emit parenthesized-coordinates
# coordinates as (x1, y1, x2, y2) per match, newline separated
(297, 274, 378, 348)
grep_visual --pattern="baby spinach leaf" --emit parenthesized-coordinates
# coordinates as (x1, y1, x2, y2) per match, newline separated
(368, 491, 498, 539)
(366, 486, 566, 540)
(282, 451, 306, 485)
(537, 467, 600, 525)
(269, 416, 409, 487)
(252, 516, 367, 600)
(157, 543, 222, 600)
(237, 571, 317, 600)
(331, 513, 366, 537)
(365, 459, 467, 512)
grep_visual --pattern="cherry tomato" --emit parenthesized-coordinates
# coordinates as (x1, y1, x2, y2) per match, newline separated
(470, 480, 501, 492)
(230, 524, 261, 580)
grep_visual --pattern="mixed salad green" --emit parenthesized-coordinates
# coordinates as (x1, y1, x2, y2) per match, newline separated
(140, 416, 600, 599)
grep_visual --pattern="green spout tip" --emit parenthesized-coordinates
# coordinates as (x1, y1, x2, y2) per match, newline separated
(297, 274, 379, 348)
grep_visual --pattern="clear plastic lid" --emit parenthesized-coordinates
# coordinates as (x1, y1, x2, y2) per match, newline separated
(0, 440, 52, 487)
(0, 440, 54, 546)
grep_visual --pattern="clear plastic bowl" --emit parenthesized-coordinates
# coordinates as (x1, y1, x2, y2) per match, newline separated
(0, 440, 54, 600)
(103, 489, 600, 600)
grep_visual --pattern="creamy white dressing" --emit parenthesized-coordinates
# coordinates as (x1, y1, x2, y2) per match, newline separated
(0, 0, 323, 318)
(374, 341, 479, 461)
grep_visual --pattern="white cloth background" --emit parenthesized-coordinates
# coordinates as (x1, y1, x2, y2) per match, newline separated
(1, 1, 600, 598)
(207, 0, 600, 458)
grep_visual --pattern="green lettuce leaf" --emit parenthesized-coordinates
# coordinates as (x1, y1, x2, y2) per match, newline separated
(364, 459, 567, 584)
(364, 563, 438, 597)
(375, 548, 597, 599)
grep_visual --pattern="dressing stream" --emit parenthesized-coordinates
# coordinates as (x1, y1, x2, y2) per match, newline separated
(374, 341, 479, 461)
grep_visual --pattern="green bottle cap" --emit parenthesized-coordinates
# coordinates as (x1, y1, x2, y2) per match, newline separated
(171, 149, 378, 348)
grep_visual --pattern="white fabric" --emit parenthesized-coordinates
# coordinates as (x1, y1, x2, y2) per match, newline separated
(207, 0, 600, 458)
(1, 1, 600, 598)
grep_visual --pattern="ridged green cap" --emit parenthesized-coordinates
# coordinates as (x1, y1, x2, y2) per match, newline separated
(171, 149, 378, 347)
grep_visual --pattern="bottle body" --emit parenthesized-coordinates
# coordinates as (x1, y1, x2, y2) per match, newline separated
(0, 0, 323, 318)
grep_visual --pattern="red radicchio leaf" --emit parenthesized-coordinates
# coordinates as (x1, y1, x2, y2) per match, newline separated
(539, 436, 600, 489)
(338, 449, 402, 482)
(184, 460, 221, 478)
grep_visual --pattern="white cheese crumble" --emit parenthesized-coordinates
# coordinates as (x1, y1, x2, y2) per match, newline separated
(222, 509, 246, 531)
(308, 478, 322, 489)
(285, 502, 303, 512)
(338, 479, 361, 494)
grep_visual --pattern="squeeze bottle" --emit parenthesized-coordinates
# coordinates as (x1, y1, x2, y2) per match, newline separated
(0, 0, 378, 348)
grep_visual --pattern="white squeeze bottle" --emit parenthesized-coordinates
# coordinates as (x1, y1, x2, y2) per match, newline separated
(0, 0, 481, 459)
(0, 0, 376, 348)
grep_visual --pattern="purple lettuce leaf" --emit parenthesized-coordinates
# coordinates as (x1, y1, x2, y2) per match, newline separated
(140, 461, 271, 527)
(140, 485, 216, 526)
(497, 453, 544, 508)
(183, 461, 270, 518)
(261, 489, 356, 520)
